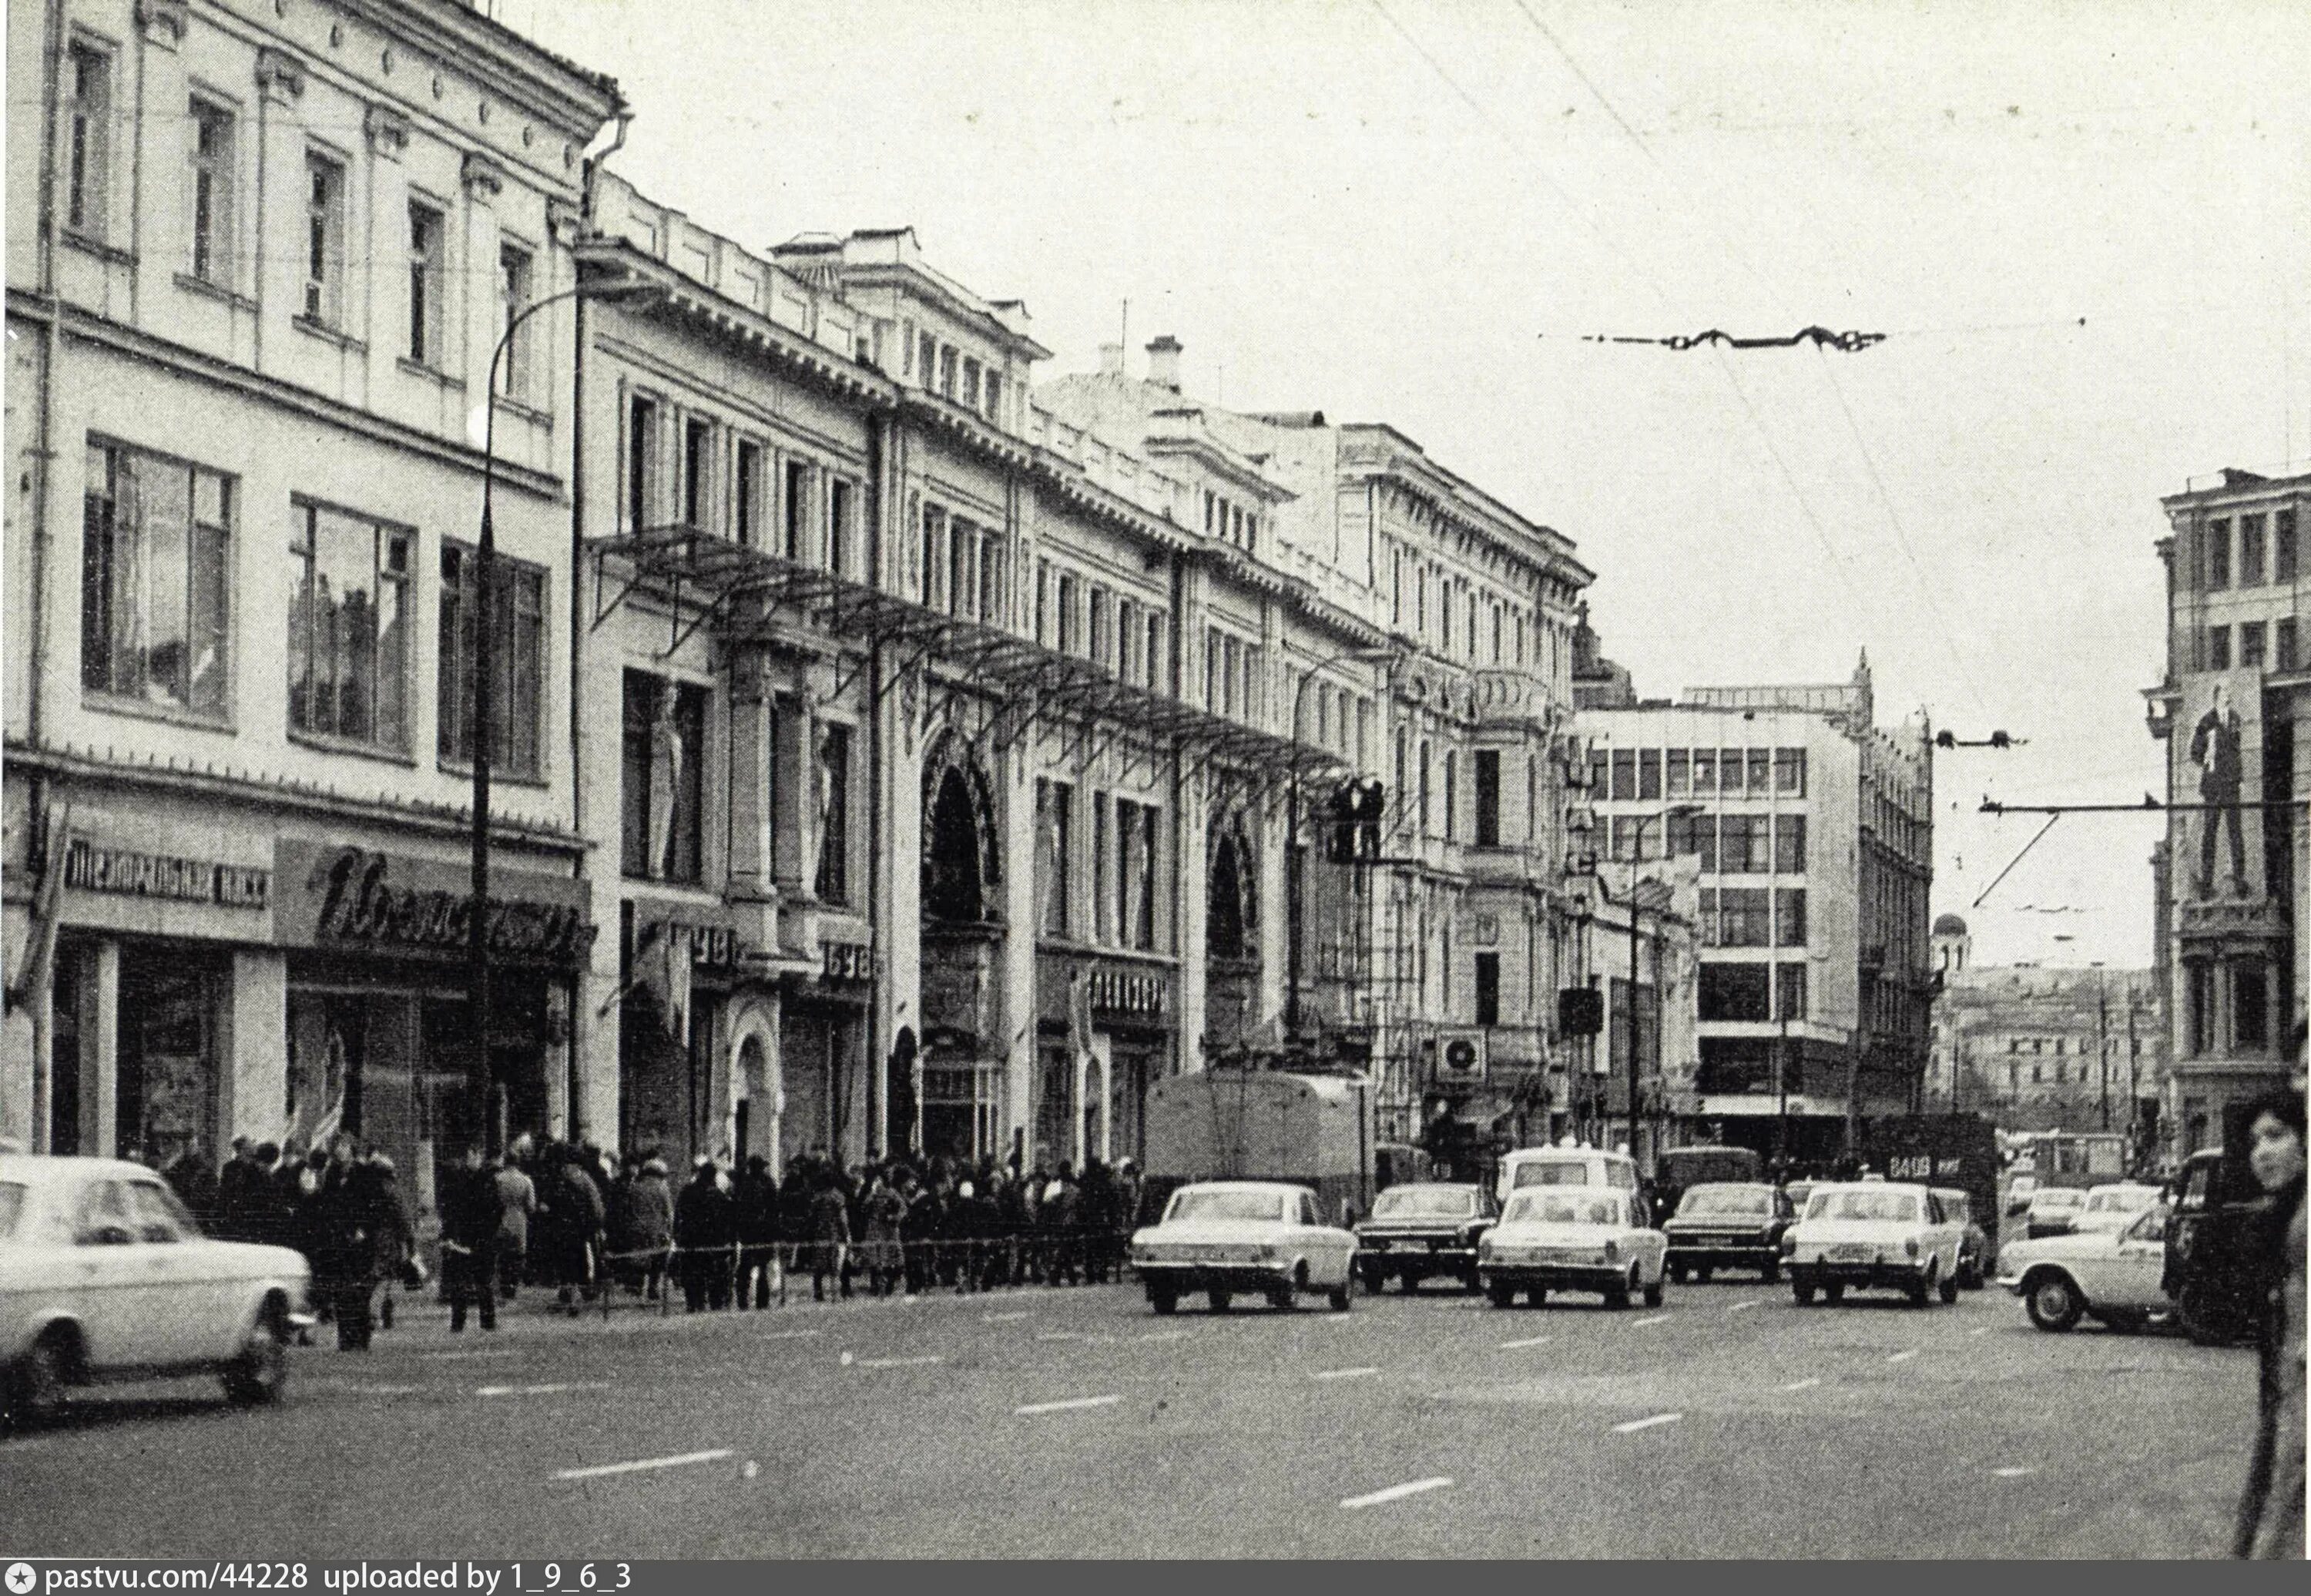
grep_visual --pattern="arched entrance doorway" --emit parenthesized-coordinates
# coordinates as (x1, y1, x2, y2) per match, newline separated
(730, 1022, 778, 1172)
(917, 735, 1005, 1163)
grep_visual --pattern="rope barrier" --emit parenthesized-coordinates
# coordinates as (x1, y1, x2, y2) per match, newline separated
(571, 1233, 1145, 1314)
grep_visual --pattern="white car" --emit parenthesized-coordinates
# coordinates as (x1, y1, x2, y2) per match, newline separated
(1997, 1206, 2172, 1333)
(2068, 1183, 2164, 1236)
(1, 1155, 312, 1430)
(1476, 1188, 1665, 1309)
(1129, 1181, 1355, 1315)
(1783, 1182, 1963, 1307)
(2023, 1186, 2087, 1237)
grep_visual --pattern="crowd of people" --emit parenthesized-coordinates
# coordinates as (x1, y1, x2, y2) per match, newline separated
(165, 1133, 1152, 1343)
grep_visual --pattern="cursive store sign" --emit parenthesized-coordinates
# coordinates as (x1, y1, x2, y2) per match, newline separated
(275, 842, 594, 967)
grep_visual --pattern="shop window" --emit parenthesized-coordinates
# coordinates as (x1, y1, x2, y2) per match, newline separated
(81, 441, 233, 719)
(1699, 963, 1769, 1023)
(438, 540, 546, 779)
(115, 952, 221, 1170)
(1474, 749, 1501, 846)
(288, 501, 410, 751)
(621, 670, 706, 882)
(1474, 952, 1501, 1027)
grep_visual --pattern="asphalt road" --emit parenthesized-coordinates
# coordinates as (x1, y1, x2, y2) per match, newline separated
(1, 1269, 2256, 1559)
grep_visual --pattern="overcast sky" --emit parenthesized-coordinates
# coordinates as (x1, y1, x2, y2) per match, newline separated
(501, 0, 2310, 971)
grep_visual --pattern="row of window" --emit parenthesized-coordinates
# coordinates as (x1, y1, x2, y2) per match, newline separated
(903, 322, 1005, 424)
(921, 503, 1002, 623)
(2182, 957, 2274, 1057)
(1202, 628, 1267, 723)
(1387, 739, 1542, 848)
(1033, 780, 1164, 952)
(1031, 562, 1168, 690)
(1610, 813, 1806, 873)
(2001, 1034, 2148, 1057)
(2190, 508, 2300, 593)
(1203, 489, 1260, 555)
(1387, 543, 1539, 671)
(626, 393, 860, 573)
(2199, 616, 2302, 673)
(1697, 961, 1809, 1023)
(82, 439, 545, 773)
(1696, 887, 1808, 949)
(1592, 746, 1809, 802)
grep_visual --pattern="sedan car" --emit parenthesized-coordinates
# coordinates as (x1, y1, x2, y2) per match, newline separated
(1997, 1206, 2172, 1333)
(1129, 1181, 1354, 1315)
(1662, 1182, 1793, 1282)
(2, 1155, 313, 1431)
(2023, 1186, 2087, 1238)
(2069, 1183, 2164, 1236)
(1476, 1189, 1665, 1309)
(1353, 1182, 1494, 1293)
(1783, 1182, 1963, 1307)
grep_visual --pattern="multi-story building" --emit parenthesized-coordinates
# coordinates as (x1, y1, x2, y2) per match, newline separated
(2, 0, 622, 1199)
(1927, 919, 2165, 1145)
(2144, 467, 2307, 1149)
(1576, 635, 1934, 1164)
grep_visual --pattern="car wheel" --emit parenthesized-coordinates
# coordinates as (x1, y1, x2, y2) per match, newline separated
(1208, 1291, 1233, 1314)
(1668, 1262, 1688, 1284)
(1938, 1267, 1960, 1305)
(1327, 1279, 1352, 1313)
(1460, 1266, 1481, 1294)
(1486, 1280, 1517, 1309)
(2, 1334, 69, 1434)
(1399, 1271, 1424, 1293)
(1822, 1283, 1846, 1306)
(1527, 1286, 1549, 1307)
(223, 1306, 288, 1407)
(1793, 1278, 1817, 1306)
(1908, 1262, 1935, 1308)
(1695, 1266, 1714, 1284)
(1149, 1289, 1178, 1316)
(1605, 1281, 1632, 1310)
(1642, 1275, 1665, 1309)
(1357, 1263, 1385, 1293)
(2025, 1272, 2084, 1333)
(1761, 1259, 1782, 1284)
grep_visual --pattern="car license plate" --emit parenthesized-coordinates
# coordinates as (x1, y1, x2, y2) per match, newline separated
(1830, 1244, 1872, 1262)
(1369, 1238, 1390, 1251)
(1427, 1239, 1444, 1252)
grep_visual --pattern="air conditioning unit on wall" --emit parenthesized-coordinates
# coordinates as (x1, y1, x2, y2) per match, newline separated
(1435, 1028, 1488, 1085)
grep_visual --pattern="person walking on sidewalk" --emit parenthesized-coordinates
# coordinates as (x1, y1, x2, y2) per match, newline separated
(492, 1155, 536, 1303)
(808, 1168, 853, 1302)
(674, 1157, 737, 1313)
(734, 1155, 782, 1309)
(2232, 1085, 2306, 1559)
(439, 1146, 503, 1333)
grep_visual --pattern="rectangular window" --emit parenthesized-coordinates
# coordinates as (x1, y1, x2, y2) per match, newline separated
(1666, 809, 1708, 866)
(2239, 620, 2267, 669)
(496, 243, 533, 401)
(828, 478, 854, 577)
(65, 42, 111, 239)
(406, 200, 444, 365)
(1089, 588, 1112, 670)
(1715, 814, 1767, 873)
(619, 672, 705, 883)
(2205, 624, 2231, 672)
(2234, 961, 2269, 1051)
(1699, 963, 1770, 1021)
(1474, 952, 1501, 1027)
(917, 332, 935, 386)
(1697, 889, 1719, 947)
(1038, 780, 1072, 937)
(1747, 749, 1771, 794)
(187, 98, 235, 285)
(287, 502, 409, 750)
(1638, 749, 1662, 800)
(735, 440, 763, 546)
(816, 723, 853, 906)
(1774, 747, 1806, 796)
(1035, 560, 1051, 646)
(1776, 963, 1807, 1021)
(1443, 752, 1457, 841)
(2239, 515, 2266, 586)
(80, 442, 233, 719)
(1775, 888, 1807, 947)
(961, 357, 981, 411)
(438, 541, 546, 779)
(1716, 747, 1743, 794)
(1691, 749, 1716, 794)
(784, 461, 810, 561)
(1609, 749, 1635, 801)
(2205, 519, 2232, 589)
(948, 521, 972, 617)
(303, 151, 345, 324)
(1057, 575, 1078, 654)
(2279, 618, 2299, 673)
(1719, 887, 1770, 947)
(1474, 749, 1501, 846)
(1147, 612, 1166, 690)
(626, 394, 657, 531)
(1092, 794, 1112, 944)
(1117, 599, 1139, 683)
(2185, 963, 2215, 1056)
(1666, 749, 1690, 796)
(939, 346, 958, 398)
(2276, 509, 2298, 582)
(984, 370, 1003, 421)
(1773, 813, 1807, 873)
(683, 417, 714, 531)
(1122, 800, 1157, 951)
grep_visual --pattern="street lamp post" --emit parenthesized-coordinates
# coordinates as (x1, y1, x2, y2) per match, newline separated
(1284, 646, 1398, 1042)
(470, 272, 659, 1158)
(2091, 962, 2111, 1132)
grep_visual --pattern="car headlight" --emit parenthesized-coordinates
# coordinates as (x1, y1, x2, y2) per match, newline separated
(1477, 1239, 1494, 1259)
(1779, 1233, 1798, 1255)
(1603, 1239, 1619, 1263)
(1253, 1243, 1276, 1262)
(1904, 1238, 1920, 1258)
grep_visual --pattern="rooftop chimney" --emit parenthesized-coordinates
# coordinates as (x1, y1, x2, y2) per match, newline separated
(1145, 334, 1182, 393)
(1097, 342, 1125, 376)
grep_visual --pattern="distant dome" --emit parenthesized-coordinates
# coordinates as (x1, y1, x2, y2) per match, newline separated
(1932, 913, 1969, 937)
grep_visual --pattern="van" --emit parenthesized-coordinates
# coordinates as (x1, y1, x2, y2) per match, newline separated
(1495, 1146, 1642, 1208)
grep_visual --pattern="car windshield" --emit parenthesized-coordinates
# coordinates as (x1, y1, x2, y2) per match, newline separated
(1937, 1195, 1971, 1222)
(1168, 1190, 1285, 1223)
(1678, 1186, 1769, 1217)
(2124, 1211, 2165, 1242)
(1806, 1190, 1919, 1224)
(1507, 1193, 1618, 1226)
(1511, 1161, 1592, 1189)
(1373, 1188, 1477, 1219)
(0, 1182, 23, 1242)
(2086, 1189, 2155, 1213)
(2033, 1190, 2083, 1209)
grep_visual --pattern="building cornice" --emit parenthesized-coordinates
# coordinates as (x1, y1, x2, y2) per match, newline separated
(330, 0, 624, 144)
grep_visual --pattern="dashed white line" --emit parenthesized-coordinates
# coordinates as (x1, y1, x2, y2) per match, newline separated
(554, 1448, 733, 1482)
(1992, 1466, 2038, 1479)
(478, 1381, 609, 1398)
(418, 1349, 521, 1362)
(1311, 1366, 1380, 1382)
(325, 1383, 423, 1396)
(1496, 1334, 1553, 1350)
(1035, 1331, 1083, 1343)
(759, 1329, 821, 1341)
(1135, 1329, 1192, 1343)
(1728, 1300, 1760, 1313)
(1780, 1376, 1822, 1392)
(851, 1354, 943, 1370)
(1887, 1349, 1920, 1365)
(983, 1311, 1030, 1323)
(1340, 1477, 1454, 1510)
(1015, 1393, 1123, 1416)
(1969, 1326, 1990, 1337)
(1612, 1412, 1684, 1434)
(1631, 1314, 1671, 1327)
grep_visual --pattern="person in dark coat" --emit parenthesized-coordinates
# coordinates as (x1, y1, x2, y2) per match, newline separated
(1078, 1162, 1119, 1285)
(734, 1155, 782, 1309)
(547, 1147, 607, 1316)
(899, 1175, 942, 1296)
(311, 1149, 412, 1351)
(1042, 1165, 1081, 1286)
(2232, 1086, 2306, 1559)
(673, 1158, 737, 1312)
(807, 1170, 853, 1302)
(438, 1146, 504, 1333)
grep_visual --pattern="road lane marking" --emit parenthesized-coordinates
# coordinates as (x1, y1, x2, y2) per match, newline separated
(322, 1382, 423, 1396)
(1969, 1326, 1990, 1337)
(983, 1312, 1030, 1323)
(1992, 1467, 2038, 1479)
(1311, 1366, 1380, 1381)
(1631, 1314, 1671, 1327)
(759, 1329, 821, 1341)
(852, 1355, 943, 1370)
(1340, 1477, 1454, 1510)
(555, 1448, 733, 1481)
(1886, 1349, 1920, 1364)
(1135, 1329, 1192, 1343)
(1612, 1412, 1683, 1434)
(1496, 1335, 1553, 1350)
(1035, 1331, 1083, 1342)
(1015, 1394, 1123, 1416)
(478, 1382, 610, 1398)
(1728, 1300, 1760, 1313)
(1779, 1377, 1822, 1392)
(419, 1349, 522, 1362)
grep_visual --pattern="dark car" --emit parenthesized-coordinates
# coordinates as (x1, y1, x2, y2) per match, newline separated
(1353, 1182, 1495, 1293)
(1662, 1182, 1794, 1282)
(1652, 1146, 1763, 1226)
(2162, 1147, 2266, 1345)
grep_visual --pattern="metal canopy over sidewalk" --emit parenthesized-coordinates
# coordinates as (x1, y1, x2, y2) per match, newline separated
(591, 526, 1353, 797)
